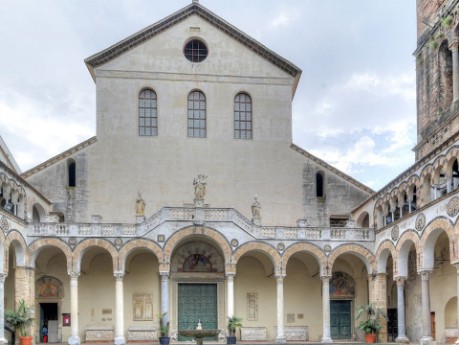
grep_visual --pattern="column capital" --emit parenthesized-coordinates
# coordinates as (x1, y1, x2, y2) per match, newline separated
(418, 269, 432, 279)
(449, 39, 459, 51)
(114, 271, 125, 280)
(320, 275, 332, 282)
(68, 271, 80, 279)
(159, 271, 169, 277)
(395, 276, 407, 286)
(275, 274, 285, 282)
(225, 272, 236, 279)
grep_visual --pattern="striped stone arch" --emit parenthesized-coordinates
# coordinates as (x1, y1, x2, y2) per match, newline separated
(374, 240, 396, 274)
(232, 241, 282, 275)
(327, 244, 376, 275)
(395, 229, 421, 276)
(118, 239, 163, 272)
(419, 217, 455, 269)
(73, 239, 119, 273)
(445, 146, 459, 160)
(4, 230, 28, 272)
(398, 182, 408, 193)
(389, 187, 399, 199)
(163, 226, 231, 266)
(281, 242, 327, 275)
(27, 238, 73, 273)
(432, 155, 447, 171)
(420, 164, 434, 184)
(375, 198, 384, 210)
(407, 175, 420, 186)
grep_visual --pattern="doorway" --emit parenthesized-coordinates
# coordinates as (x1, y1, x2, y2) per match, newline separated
(330, 300, 352, 339)
(39, 303, 58, 343)
(178, 284, 217, 341)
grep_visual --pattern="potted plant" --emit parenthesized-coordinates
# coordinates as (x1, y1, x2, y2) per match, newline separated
(5, 299, 34, 345)
(355, 303, 387, 344)
(158, 312, 170, 345)
(227, 316, 243, 345)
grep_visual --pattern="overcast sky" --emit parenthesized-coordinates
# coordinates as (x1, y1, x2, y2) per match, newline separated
(0, 0, 417, 190)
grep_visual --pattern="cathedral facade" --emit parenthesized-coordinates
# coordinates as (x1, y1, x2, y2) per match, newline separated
(1, 1, 459, 344)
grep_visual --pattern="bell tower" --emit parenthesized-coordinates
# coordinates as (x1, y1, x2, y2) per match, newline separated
(414, 0, 459, 160)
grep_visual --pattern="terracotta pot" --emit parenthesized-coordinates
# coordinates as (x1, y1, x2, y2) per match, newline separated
(19, 336, 33, 345)
(365, 333, 377, 343)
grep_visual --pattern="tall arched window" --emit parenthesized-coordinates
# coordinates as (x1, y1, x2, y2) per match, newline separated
(234, 93, 252, 139)
(139, 89, 158, 136)
(188, 91, 206, 138)
(68, 159, 76, 187)
(316, 171, 325, 197)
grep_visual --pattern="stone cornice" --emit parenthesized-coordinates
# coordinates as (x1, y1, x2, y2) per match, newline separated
(21, 136, 97, 179)
(84, 3, 302, 91)
(290, 143, 374, 194)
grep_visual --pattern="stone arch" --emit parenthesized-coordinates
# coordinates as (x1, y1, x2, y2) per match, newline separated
(395, 230, 421, 277)
(118, 239, 163, 272)
(420, 164, 434, 184)
(420, 217, 455, 269)
(327, 244, 376, 275)
(356, 211, 370, 227)
(163, 226, 231, 266)
(27, 238, 73, 273)
(282, 242, 327, 275)
(232, 242, 281, 275)
(446, 146, 459, 161)
(375, 240, 397, 274)
(4, 230, 27, 272)
(73, 239, 118, 273)
(31, 202, 47, 222)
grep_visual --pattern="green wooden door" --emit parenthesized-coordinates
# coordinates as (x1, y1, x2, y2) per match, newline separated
(178, 284, 218, 341)
(330, 300, 352, 339)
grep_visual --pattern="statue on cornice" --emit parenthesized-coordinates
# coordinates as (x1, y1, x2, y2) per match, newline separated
(193, 174, 207, 200)
(135, 192, 146, 216)
(251, 195, 261, 225)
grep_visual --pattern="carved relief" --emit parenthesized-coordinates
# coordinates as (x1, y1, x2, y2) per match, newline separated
(415, 213, 426, 232)
(391, 225, 399, 241)
(132, 293, 154, 321)
(247, 293, 258, 321)
(447, 196, 459, 217)
(0, 215, 9, 232)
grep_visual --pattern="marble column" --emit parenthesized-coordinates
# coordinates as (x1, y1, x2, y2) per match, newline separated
(68, 271, 80, 345)
(160, 272, 169, 324)
(0, 274, 6, 344)
(450, 40, 459, 103)
(395, 277, 409, 343)
(275, 275, 286, 344)
(419, 270, 433, 342)
(321, 275, 333, 343)
(455, 264, 459, 344)
(226, 273, 235, 318)
(114, 272, 125, 345)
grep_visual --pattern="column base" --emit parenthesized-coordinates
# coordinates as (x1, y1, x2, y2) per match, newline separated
(321, 336, 333, 343)
(420, 337, 435, 345)
(68, 335, 81, 345)
(395, 335, 409, 344)
(275, 337, 286, 343)
(114, 336, 126, 345)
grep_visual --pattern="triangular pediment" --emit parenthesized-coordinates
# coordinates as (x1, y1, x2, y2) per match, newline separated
(85, 2, 301, 89)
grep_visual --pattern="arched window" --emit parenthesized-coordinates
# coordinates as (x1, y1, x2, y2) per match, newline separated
(139, 89, 158, 136)
(68, 159, 76, 187)
(187, 91, 206, 138)
(234, 93, 252, 139)
(316, 171, 325, 197)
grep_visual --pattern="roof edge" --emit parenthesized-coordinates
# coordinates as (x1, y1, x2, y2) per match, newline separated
(21, 136, 98, 179)
(290, 143, 374, 194)
(85, 3, 301, 81)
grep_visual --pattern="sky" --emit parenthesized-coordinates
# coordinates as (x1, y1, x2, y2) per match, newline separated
(0, 0, 417, 190)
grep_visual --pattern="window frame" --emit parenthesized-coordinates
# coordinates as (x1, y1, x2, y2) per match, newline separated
(187, 90, 207, 138)
(234, 92, 253, 140)
(138, 88, 158, 137)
